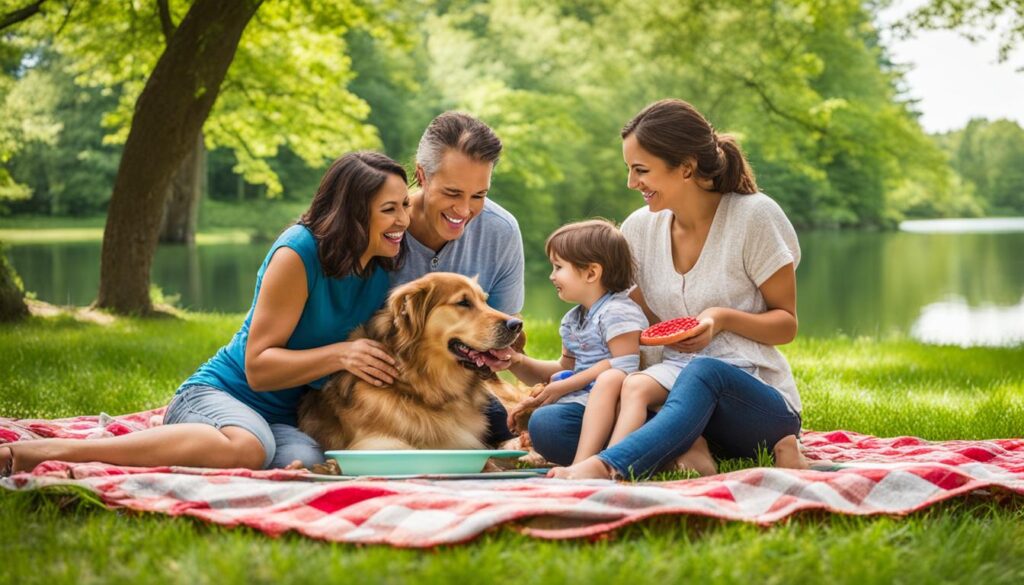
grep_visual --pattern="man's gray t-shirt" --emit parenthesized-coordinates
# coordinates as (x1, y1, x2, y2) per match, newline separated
(390, 198, 525, 315)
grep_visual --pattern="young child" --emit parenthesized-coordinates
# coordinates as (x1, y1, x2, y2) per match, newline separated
(505, 219, 648, 470)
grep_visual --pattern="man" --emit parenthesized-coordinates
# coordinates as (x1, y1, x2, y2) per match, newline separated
(391, 112, 525, 445)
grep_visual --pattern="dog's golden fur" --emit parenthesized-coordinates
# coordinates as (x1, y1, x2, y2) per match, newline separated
(298, 273, 520, 452)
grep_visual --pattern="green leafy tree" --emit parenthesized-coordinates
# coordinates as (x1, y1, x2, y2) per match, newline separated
(45, 0, 389, 242)
(4, 50, 121, 215)
(2, 0, 409, 313)
(940, 118, 1024, 215)
(0, 43, 61, 206)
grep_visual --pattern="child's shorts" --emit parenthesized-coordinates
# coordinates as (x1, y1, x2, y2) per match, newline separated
(630, 350, 694, 391)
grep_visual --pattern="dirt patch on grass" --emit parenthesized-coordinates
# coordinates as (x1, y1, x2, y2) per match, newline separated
(28, 300, 117, 325)
(26, 300, 182, 324)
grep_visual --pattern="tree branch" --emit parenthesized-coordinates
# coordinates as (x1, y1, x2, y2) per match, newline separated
(156, 0, 174, 44)
(54, 0, 76, 35)
(737, 75, 830, 135)
(0, 0, 46, 32)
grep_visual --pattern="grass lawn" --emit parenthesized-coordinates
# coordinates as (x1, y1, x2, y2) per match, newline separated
(1, 312, 1023, 584)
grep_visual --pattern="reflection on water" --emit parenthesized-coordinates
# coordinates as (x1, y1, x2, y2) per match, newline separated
(7, 226, 1024, 345)
(790, 229, 1024, 341)
(911, 296, 1024, 347)
(9, 241, 268, 313)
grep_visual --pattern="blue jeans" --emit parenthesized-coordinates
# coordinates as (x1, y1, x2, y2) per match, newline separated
(165, 384, 325, 469)
(528, 357, 802, 478)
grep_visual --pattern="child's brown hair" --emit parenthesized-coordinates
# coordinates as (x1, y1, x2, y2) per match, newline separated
(545, 219, 636, 293)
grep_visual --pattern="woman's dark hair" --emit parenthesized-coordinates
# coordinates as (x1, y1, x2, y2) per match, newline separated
(300, 151, 408, 278)
(545, 219, 636, 293)
(416, 111, 502, 178)
(621, 98, 757, 195)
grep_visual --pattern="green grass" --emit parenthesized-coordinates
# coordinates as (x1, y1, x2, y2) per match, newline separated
(2, 313, 1023, 584)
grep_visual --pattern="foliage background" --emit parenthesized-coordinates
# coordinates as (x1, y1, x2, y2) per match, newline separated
(2, 0, 1022, 248)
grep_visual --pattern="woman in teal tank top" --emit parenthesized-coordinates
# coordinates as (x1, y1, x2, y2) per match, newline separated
(3, 152, 411, 473)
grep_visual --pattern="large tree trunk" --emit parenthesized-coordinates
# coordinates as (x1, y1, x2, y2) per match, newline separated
(96, 0, 261, 314)
(159, 132, 206, 244)
(0, 243, 29, 322)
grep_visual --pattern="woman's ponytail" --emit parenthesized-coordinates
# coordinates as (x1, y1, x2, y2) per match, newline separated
(712, 133, 757, 194)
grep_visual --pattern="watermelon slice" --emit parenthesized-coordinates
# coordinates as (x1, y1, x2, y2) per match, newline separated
(640, 316, 701, 346)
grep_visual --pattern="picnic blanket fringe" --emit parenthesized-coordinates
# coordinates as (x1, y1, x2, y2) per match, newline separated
(3, 409, 1023, 548)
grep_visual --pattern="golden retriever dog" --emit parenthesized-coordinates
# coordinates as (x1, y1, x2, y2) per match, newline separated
(297, 272, 522, 452)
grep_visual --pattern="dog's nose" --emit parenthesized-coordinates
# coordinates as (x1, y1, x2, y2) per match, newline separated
(505, 318, 523, 334)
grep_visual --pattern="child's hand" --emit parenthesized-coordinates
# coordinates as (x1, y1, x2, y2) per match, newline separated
(531, 380, 574, 406)
(507, 381, 572, 429)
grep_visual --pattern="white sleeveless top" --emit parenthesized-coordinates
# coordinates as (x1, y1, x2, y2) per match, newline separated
(621, 192, 802, 413)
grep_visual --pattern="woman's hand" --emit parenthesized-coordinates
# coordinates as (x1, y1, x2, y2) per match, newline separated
(668, 308, 721, 354)
(338, 339, 400, 386)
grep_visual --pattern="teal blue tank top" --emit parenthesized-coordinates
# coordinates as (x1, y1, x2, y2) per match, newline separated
(179, 224, 390, 426)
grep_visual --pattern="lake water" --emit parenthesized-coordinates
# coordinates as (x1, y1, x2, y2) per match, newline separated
(7, 219, 1024, 346)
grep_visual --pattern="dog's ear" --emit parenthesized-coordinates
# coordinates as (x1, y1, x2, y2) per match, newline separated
(388, 279, 438, 343)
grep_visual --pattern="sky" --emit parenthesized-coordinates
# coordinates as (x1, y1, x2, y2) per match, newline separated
(877, 2, 1024, 134)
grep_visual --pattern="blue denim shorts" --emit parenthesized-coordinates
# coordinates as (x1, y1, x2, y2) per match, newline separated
(164, 384, 324, 469)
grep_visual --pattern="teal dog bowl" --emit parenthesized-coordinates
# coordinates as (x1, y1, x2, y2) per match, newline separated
(324, 449, 527, 476)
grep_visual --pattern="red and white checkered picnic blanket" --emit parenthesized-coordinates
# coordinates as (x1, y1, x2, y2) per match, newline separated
(2, 409, 1022, 547)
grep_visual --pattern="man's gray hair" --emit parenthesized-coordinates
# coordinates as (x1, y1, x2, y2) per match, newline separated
(415, 112, 502, 178)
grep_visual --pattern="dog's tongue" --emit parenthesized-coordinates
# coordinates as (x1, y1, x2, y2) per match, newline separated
(479, 349, 511, 369)
(489, 347, 513, 361)
(464, 346, 512, 369)
(465, 347, 512, 369)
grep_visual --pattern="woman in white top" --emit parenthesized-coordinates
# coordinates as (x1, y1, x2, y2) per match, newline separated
(527, 98, 809, 479)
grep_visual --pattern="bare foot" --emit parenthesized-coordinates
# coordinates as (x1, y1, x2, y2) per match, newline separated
(772, 434, 809, 470)
(546, 456, 614, 480)
(670, 436, 717, 476)
(2, 441, 64, 474)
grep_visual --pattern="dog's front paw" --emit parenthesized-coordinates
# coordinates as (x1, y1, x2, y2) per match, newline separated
(497, 437, 524, 451)
(309, 459, 341, 476)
